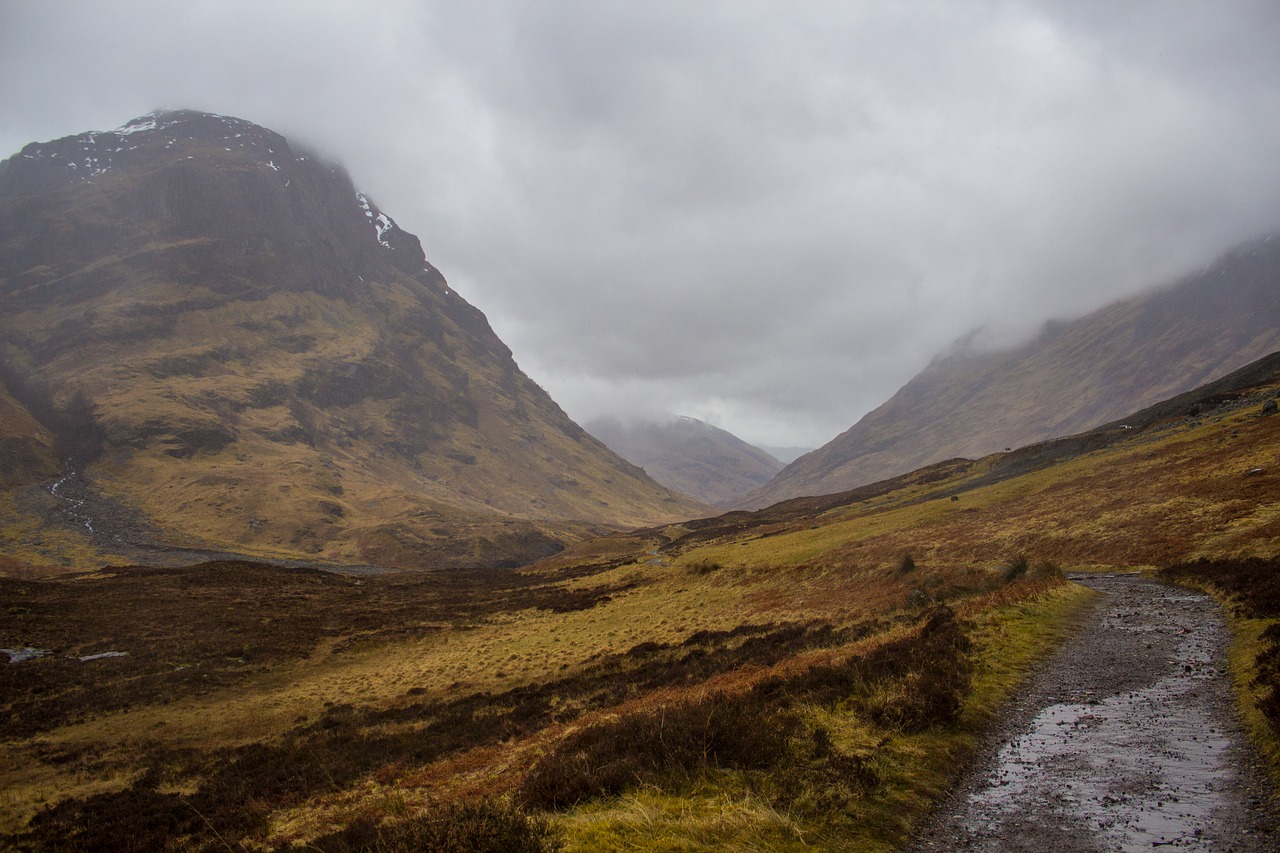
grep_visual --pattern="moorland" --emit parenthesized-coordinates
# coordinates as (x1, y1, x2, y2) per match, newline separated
(3, 350, 1280, 851)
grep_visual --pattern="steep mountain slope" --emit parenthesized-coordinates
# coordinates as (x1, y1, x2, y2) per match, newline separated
(586, 415, 782, 507)
(746, 235, 1280, 507)
(0, 110, 704, 568)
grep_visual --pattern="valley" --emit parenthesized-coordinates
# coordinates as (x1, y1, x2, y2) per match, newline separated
(2, 109, 1279, 851)
(3, 349, 1279, 850)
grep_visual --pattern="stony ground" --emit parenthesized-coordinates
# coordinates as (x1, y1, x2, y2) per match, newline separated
(910, 572, 1278, 852)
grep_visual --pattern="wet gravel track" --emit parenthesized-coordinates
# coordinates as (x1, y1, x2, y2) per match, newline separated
(909, 573, 1278, 852)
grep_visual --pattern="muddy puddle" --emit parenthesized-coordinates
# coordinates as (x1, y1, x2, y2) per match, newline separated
(911, 573, 1276, 852)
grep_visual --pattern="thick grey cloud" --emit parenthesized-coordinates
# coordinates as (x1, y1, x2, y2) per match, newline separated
(3, 0, 1279, 447)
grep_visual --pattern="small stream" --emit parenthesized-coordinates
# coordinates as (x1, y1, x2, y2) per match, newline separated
(48, 469, 95, 534)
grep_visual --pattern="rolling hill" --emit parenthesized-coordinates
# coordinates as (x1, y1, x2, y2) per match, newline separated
(746, 235, 1280, 507)
(0, 110, 705, 569)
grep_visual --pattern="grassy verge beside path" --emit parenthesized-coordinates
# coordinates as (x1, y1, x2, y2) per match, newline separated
(1159, 557, 1280, 785)
(551, 579, 1096, 852)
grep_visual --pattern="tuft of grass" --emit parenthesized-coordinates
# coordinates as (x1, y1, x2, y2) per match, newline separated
(685, 560, 722, 577)
(997, 554, 1030, 584)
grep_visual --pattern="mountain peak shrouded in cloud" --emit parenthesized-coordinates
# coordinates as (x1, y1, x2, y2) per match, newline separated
(587, 415, 782, 507)
(2, 2, 1280, 448)
(746, 233, 1280, 507)
(0, 109, 707, 568)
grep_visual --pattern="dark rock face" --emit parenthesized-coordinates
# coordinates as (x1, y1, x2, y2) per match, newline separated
(0, 110, 448, 311)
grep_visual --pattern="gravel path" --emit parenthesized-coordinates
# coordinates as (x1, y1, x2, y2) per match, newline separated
(909, 573, 1277, 852)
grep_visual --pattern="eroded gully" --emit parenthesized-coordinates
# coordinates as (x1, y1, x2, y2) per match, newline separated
(908, 573, 1277, 852)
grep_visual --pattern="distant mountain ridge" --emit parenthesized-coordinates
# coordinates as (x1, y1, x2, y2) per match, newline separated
(587, 416, 782, 507)
(0, 110, 705, 568)
(746, 234, 1280, 507)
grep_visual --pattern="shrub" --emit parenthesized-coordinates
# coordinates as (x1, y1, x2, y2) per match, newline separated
(519, 607, 972, 811)
(518, 694, 799, 810)
(852, 606, 972, 731)
(1028, 560, 1063, 580)
(897, 554, 917, 575)
(307, 800, 563, 852)
(998, 554, 1030, 584)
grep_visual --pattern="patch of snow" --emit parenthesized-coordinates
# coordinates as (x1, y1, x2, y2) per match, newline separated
(78, 651, 129, 662)
(267, 160, 279, 172)
(114, 115, 157, 136)
(355, 193, 395, 247)
(374, 213, 395, 247)
(2, 647, 51, 664)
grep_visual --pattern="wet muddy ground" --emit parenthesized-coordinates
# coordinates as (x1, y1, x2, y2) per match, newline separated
(910, 573, 1278, 852)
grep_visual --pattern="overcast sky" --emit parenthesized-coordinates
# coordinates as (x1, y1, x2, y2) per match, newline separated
(3, 1, 1279, 448)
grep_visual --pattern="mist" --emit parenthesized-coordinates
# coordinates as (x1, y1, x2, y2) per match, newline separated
(3, 0, 1279, 447)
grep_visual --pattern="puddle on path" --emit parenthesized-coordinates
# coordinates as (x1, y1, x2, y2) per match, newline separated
(912, 574, 1275, 852)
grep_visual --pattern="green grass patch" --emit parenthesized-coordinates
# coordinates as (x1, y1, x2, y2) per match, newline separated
(962, 580, 1097, 724)
(543, 581, 1093, 851)
(1226, 617, 1280, 786)
(1159, 557, 1280, 785)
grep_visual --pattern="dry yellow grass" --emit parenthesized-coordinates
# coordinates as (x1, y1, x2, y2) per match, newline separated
(3, 368, 1278, 850)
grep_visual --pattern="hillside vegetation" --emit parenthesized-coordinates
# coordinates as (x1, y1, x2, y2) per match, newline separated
(0, 111, 705, 572)
(2, 351, 1278, 851)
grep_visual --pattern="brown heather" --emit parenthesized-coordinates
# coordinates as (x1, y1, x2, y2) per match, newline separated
(1, 352, 1278, 849)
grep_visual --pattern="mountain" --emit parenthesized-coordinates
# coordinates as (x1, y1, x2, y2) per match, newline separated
(0, 110, 705, 569)
(746, 235, 1280, 507)
(758, 445, 813, 465)
(586, 415, 783, 507)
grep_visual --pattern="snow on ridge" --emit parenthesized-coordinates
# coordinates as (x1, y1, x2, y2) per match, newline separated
(355, 192, 395, 248)
(374, 213, 395, 247)
(113, 114, 158, 136)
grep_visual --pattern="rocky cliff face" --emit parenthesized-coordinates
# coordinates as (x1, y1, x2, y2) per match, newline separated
(746, 235, 1280, 507)
(0, 110, 704, 568)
